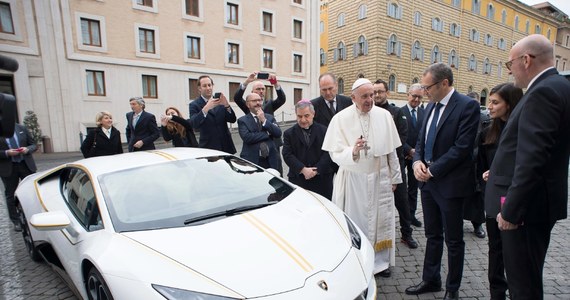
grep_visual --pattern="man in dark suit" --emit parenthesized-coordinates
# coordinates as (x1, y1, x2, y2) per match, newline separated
(233, 72, 285, 116)
(485, 34, 570, 300)
(125, 97, 160, 152)
(237, 93, 281, 169)
(1, 123, 37, 231)
(310, 73, 352, 127)
(282, 100, 334, 200)
(400, 83, 425, 228)
(234, 72, 285, 174)
(189, 75, 237, 154)
(373, 79, 418, 255)
(406, 63, 480, 300)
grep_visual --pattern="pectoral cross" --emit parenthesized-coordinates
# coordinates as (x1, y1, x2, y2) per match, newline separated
(362, 142, 370, 157)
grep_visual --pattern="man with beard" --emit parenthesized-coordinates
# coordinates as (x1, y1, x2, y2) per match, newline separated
(323, 78, 402, 276)
(237, 93, 281, 170)
(233, 72, 285, 174)
(282, 100, 334, 200)
(406, 63, 480, 300)
(373, 80, 419, 257)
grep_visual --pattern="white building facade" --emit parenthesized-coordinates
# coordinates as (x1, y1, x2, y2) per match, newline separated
(0, 0, 320, 152)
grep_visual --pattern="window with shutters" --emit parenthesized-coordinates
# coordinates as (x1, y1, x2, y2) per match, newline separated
(337, 13, 345, 27)
(358, 4, 367, 20)
(414, 11, 422, 26)
(412, 40, 423, 61)
(472, 0, 480, 15)
(387, 34, 401, 57)
(355, 35, 368, 56)
(431, 45, 441, 63)
(487, 4, 494, 21)
(469, 54, 477, 71)
(448, 50, 458, 68)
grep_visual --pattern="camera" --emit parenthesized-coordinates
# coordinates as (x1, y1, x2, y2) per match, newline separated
(256, 72, 269, 80)
(0, 54, 18, 137)
(214, 92, 222, 99)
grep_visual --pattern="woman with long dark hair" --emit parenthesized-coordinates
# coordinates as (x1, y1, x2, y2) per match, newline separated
(81, 111, 123, 158)
(160, 107, 198, 147)
(479, 83, 522, 300)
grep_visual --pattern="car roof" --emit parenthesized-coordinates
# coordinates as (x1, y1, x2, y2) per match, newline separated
(69, 148, 228, 176)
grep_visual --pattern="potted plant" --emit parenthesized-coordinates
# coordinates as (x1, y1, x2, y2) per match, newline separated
(23, 110, 43, 152)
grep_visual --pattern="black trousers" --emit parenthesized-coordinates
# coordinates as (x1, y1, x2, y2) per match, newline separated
(394, 160, 413, 238)
(486, 217, 508, 300)
(501, 221, 555, 300)
(421, 187, 465, 292)
(405, 159, 419, 218)
(1, 162, 34, 224)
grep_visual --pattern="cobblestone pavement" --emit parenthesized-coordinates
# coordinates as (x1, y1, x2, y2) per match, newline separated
(1, 146, 568, 299)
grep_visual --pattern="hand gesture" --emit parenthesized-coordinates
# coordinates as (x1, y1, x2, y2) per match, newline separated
(256, 108, 266, 124)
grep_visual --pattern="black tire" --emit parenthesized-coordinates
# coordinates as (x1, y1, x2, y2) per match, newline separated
(86, 267, 114, 300)
(16, 202, 42, 262)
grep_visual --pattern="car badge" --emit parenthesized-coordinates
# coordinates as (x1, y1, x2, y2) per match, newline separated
(317, 280, 328, 291)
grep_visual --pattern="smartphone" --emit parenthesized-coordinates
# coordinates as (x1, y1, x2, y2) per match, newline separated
(214, 92, 221, 99)
(257, 72, 269, 80)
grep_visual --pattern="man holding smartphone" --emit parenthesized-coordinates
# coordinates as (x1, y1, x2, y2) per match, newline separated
(234, 71, 286, 174)
(1, 123, 37, 232)
(189, 75, 237, 154)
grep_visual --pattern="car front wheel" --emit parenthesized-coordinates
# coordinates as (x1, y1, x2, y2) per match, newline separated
(16, 202, 42, 262)
(86, 267, 114, 300)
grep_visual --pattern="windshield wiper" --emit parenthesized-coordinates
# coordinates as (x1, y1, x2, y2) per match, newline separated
(184, 203, 275, 225)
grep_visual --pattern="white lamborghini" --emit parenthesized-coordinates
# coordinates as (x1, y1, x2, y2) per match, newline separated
(15, 148, 377, 300)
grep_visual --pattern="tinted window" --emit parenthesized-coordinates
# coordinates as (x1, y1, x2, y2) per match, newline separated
(61, 168, 103, 231)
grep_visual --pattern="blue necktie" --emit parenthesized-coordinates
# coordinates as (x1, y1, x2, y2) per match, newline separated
(411, 108, 417, 127)
(8, 135, 22, 163)
(424, 103, 443, 163)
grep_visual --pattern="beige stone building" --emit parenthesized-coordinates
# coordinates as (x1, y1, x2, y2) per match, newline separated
(0, 0, 319, 152)
(322, 0, 564, 104)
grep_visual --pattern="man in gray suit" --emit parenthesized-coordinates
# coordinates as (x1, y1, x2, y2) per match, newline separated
(0, 123, 37, 231)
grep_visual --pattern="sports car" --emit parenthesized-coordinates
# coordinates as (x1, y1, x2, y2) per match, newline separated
(15, 148, 377, 300)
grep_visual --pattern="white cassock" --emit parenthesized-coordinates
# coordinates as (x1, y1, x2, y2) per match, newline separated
(322, 105, 402, 274)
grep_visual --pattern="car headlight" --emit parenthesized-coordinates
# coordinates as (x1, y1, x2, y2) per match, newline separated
(152, 284, 240, 300)
(344, 215, 362, 250)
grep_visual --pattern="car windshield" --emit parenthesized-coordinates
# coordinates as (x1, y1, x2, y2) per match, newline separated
(98, 155, 295, 232)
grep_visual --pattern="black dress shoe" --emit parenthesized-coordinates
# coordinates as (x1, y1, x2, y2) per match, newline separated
(411, 218, 422, 227)
(474, 225, 486, 238)
(13, 222, 22, 232)
(405, 281, 442, 295)
(377, 268, 391, 278)
(443, 290, 459, 300)
(401, 236, 419, 249)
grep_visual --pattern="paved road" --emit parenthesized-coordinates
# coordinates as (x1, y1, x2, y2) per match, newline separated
(1, 134, 569, 299)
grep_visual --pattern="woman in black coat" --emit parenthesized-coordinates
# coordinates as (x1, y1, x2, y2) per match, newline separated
(478, 83, 522, 300)
(160, 107, 198, 147)
(81, 111, 124, 158)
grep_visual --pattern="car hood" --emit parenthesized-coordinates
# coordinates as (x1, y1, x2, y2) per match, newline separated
(121, 191, 353, 297)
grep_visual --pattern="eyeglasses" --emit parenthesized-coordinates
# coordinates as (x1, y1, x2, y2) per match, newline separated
(421, 80, 442, 91)
(409, 94, 423, 100)
(505, 54, 536, 71)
